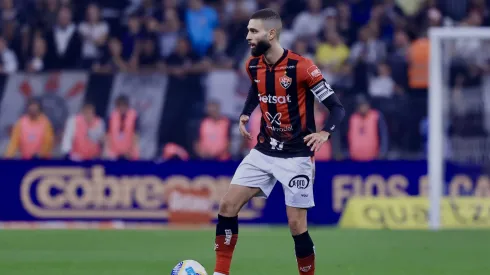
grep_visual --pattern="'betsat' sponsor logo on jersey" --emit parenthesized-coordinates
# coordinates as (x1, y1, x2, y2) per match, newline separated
(19, 165, 265, 221)
(258, 94, 292, 104)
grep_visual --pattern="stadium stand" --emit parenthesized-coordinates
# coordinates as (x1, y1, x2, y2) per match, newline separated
(0, 0, 489, 161)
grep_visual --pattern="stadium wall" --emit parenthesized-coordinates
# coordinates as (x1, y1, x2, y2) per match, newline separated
(0, 159, 488, 228)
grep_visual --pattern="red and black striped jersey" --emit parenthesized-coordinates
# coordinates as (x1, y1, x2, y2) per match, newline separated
(245, 49, 334, 158)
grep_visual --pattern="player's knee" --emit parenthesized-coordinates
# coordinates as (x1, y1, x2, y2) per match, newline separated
(288, 217, 307, 235)
(219, 197, 241, 217)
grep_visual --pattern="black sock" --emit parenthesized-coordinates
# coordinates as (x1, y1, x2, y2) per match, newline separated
(293, 231, 315, 258)
(216, 214, 238, 236)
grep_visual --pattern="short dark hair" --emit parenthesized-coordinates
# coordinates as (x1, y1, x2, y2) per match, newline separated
(250, 9, 282, 38)
(83, 102, 95, 110)
(250, 8, 281, 21)
(27, 98, 41, 109)
(115, 95, 129, 106)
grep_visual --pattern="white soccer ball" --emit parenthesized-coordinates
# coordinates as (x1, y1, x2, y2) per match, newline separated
(171, 260, 208, 275)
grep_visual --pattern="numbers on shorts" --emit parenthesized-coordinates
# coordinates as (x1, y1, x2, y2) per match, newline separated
(270, 137, 284, 150)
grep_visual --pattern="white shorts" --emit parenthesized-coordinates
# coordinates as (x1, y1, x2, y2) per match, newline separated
(231, 149, 315, 208)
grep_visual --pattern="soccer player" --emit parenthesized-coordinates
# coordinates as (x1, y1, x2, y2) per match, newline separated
(213, 9, 345, 275)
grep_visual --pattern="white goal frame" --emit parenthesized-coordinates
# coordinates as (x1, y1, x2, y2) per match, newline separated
(428, 27, 490, 230)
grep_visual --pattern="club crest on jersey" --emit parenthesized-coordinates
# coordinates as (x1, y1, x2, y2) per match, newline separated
(279, 75, 292, 89)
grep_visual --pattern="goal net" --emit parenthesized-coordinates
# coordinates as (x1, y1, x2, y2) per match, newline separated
(429, 27, 490, 230)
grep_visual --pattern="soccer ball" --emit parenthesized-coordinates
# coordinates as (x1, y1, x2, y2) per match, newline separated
(171, 260, 208, 275)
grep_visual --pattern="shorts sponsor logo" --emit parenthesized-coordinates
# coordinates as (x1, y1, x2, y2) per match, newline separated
(289, 175, 310, 189)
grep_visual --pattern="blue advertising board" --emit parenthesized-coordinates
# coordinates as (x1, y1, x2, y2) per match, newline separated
(0, 159, 486, 225)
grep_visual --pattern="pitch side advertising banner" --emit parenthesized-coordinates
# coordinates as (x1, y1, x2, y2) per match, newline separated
(0, 160, 487, 227)
(340, 197, 490, 229)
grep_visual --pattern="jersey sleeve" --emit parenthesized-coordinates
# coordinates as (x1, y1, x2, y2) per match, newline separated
(299, 58, 334, 101)
(241, 57, 259, 117)
(245, 57, 254, 81)
(299, 58, 345, 134)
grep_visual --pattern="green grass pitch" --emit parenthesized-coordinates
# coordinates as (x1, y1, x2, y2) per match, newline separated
(0, 227, 489, 275)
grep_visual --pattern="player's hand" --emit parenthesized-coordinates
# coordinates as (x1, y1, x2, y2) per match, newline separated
(239, 115, 252, 140)
(304, 131, 330, 152)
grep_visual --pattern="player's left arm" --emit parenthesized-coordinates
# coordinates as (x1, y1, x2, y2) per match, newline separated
(301, 59, 345, 151)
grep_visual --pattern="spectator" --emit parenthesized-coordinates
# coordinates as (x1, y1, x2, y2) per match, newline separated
(160, 37, 211, 149)
(25, 36, 47, 73)
(347, 95, 389, 161)
(2, 20, 23, 69)
(469, 0, 490, 26)
(349, 26, 386, 67)
(315, 30, 350, 83)
(222, 0, 257, 24)
(0, 36, 18, 73)
(138, 0, 157, 18)
(408, 31, 429, 94)
(105, 95, 140, 160)
(155, 0, 184, 22)
(224, 1, 250, 63)
(332, 61, 354, 93)
(158, 8, 182, 58)
(378, 0, 406, 43)
(121, 13, 142, 60)
(322, 7, 338, 35)
(387, 30, 410, 90)
(396, 0, 425, 17)
(206, 28, 234, 69)
(44, 6, 82, 70)
(185, 0, 218, 56)
(92, 37, 129, 73)
(144, 16, 160, 37)
(336, 2, 355, 46)
(350, 0, 374, 28)
(61, 102, 105, 161)
(78, 3, 109, 69)
(36, 0, 60, 32)
(1, 0, 18, 22)
(291, 39, 313, 60)
(166, 37, 211, 80)
(131, 34, 161, 72)
(369, 63, 395, 98)
(292, 0, 325, 39)
(4, 99, 54, 159)
(194, 100, 231, 160)
(454, 10, 483, 65)
(348, 26, 386, 94)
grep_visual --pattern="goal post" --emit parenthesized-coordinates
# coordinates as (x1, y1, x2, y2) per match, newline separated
(428, 27, 490, 230)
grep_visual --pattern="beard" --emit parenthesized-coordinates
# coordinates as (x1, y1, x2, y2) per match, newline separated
(251, 39, 271, 57)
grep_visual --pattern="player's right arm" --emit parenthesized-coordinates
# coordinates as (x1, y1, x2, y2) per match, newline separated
(239, 58, 260, 140)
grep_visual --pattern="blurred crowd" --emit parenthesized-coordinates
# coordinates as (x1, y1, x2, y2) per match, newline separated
(2, 0, 490, 162)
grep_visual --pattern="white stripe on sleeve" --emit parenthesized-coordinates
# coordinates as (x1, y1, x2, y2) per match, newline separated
(310, 81, 334, 101)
